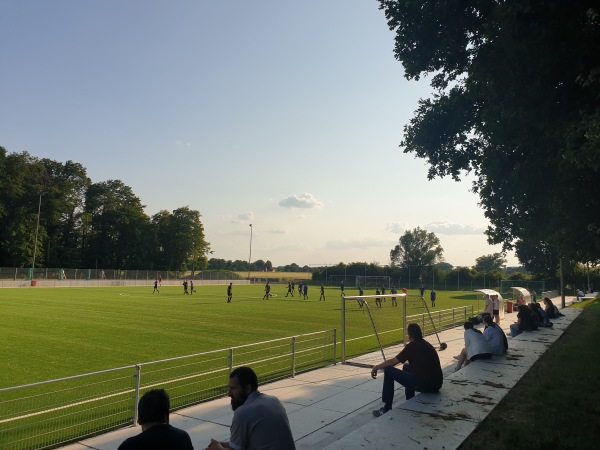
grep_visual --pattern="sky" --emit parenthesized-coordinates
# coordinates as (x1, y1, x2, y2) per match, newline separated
(0, 0, 519, 269)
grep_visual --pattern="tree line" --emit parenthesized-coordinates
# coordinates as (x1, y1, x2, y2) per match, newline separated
(0, 148, 209, 271)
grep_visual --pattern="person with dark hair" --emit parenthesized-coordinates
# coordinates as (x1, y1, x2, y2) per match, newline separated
(483, 315, 508, 355)
(118, 389, 193, 450)
(370, 323, 443, 416)
(455, 321, 493, 371)
(510, 303, 538, 337)
(543, 297, 562, 319)
(206, 367, 295, 450)
(531, 302, 553, 327)
(227, 283, 233, 303)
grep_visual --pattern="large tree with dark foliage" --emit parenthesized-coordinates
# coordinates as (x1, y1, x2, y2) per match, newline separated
(390, 227, 444, 268)
(378, 0, 600, 268)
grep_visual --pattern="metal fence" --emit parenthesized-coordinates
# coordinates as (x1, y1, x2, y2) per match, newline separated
(0, 329, 336, 450)
(0, 267, 240, 282)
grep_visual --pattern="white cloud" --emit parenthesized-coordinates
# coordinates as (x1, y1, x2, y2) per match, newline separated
(386, 222, 407, 234)
(230, 212, 254, 224)
(279, 193, 324, 209)
(386, 221, 485, 236)
(175, 140, 192, 147)
(325, 238, 391, 250)
(424, 221, 486, 235)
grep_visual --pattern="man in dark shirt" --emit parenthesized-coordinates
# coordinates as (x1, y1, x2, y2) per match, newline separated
(370, 323, 443, 416)
(118, 389, 193, 450)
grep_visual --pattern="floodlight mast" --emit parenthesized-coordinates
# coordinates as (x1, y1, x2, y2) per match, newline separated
(248, 224, 253, 281)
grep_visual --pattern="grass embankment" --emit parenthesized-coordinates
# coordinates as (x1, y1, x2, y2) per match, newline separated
(459, 298, 600, 449)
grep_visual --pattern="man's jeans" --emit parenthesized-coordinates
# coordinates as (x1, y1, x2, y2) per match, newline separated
(382, 364, 441, 408)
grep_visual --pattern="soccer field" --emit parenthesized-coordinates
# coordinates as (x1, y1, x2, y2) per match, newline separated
(1, 284, 479, 388)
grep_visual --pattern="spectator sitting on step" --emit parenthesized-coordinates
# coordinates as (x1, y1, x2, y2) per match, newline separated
(370, 323, 443, 417)
(509, 303, 538, 337)
(205, 366, 295, 450)
(543, 297, 562, 319)
(531, 302, 553, 328)
(483, 315, 507, 355)
(455, 321, 493, 371)
(118, 389, 193, 450)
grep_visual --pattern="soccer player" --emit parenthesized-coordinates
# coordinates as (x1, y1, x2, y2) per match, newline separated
(420, 285, 425, 299)
(183, 279, 189, 295)
(340, 280, 345, 296)
(153, 279, 159, 294)
(430, 289, 437, 307)
(303, 283, 308, 300)
(391, 286, 397, 307)
(297, 281, 302, 296)
(263, 282, 271, 300)
(319, 284, 325, 301)
(286, 281, 294, 297)
(227, 283, 233, 303)
(190, 280, 194, 295)
(375, 288, 382, 308)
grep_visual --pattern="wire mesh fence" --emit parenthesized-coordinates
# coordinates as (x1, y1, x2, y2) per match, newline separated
(0, 329, 336, 450)
(0, 267, 241, 282)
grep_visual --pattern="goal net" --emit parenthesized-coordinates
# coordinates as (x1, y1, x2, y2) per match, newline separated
(355, 276, 391, 289)
(341, 294, 446, 367)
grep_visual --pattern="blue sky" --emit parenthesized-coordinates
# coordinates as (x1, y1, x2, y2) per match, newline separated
(0, 0, 517, 268)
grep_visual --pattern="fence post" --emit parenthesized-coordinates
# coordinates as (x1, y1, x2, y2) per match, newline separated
(453, 308, 455, 326)
(228, 348, 233, 375)
(333, 329, 337, 366)
(133, 365, 142, 426)
(291, 337, 296, 377)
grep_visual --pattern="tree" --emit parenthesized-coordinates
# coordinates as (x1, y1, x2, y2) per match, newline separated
(514, 239, 560, 279)
(152, 207, 209, 272)
(38, 158, 90, 267)
(474, 253, 507, 272)
(83, 180, 152, 269)
(378, 0, 600, 264)
(390, 227, 444, 268)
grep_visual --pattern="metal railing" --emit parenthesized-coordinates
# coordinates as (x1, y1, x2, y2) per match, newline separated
(0, 329, 336, 450)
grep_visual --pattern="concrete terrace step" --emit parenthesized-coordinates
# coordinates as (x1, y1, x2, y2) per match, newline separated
(323, 306, 580, 449)
(60, 297, 579, 450)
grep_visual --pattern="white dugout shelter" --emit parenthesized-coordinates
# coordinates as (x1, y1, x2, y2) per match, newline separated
(474, 288, 505, 320)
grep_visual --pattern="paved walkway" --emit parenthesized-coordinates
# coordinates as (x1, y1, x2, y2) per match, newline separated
(61, 297, 578, 450)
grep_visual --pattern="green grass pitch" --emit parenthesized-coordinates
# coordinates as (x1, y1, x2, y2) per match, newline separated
(0, 284, 479, 388)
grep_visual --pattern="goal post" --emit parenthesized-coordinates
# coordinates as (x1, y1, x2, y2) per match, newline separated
(355, 275, 391, 289)
(341, 293, 447, 367)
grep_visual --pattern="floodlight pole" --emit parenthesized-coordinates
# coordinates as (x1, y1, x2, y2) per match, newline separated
(31, 192, 43, 280)
(247, 224, 253, 281)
